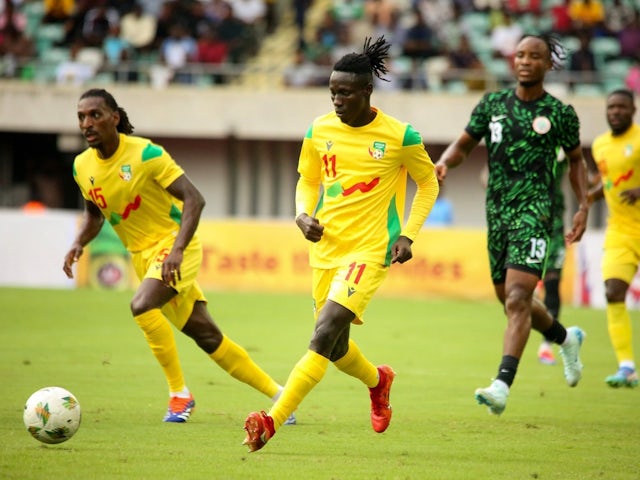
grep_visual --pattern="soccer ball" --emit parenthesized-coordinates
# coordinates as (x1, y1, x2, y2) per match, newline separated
(23, 387, 81, 444)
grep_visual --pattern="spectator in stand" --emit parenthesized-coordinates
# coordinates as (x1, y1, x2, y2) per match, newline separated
(550, 0, 574, 36)
(153, 1, 177, 49)
(196, 24, 228, 84)
(490, 8, 523, 61)
(505, 0, 541, 15)
(293, 0, 312, 48)
(0, 21, 34, 78)
(120, 2, 157, 55)
(264, 0, 278, 34)
(568, 29, 598, 90)
(217, 1, 250, 64)
(283, 47, 322, 87)
(160, 22, 198, 84)
(442, 34, 486, 91)
(43, 0, 76, 24)
(82, 1, 120, 48)
(103, 23, 129, 66)
(315, 9, 341, 54)
(332, 0, 365, 25)
(58, 0, 91, 47)
(229, 0, 266, 36)
(602, 0, 635, 38)
(416, 0, 453, 36)
(364, 0, 398, 31)
(626, 59, 640, 94)
(189, 1, 217, 37)
(330, 23, 359, 65)
(568, 0, 605, 34)
(56, 39, 97, 86)
(0, 0, 26, 33)
(618, 9, 640, 62)
(400, 7, 439, 90)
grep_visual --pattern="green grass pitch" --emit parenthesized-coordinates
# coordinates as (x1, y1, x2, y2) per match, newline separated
(0, 287, 638, 480)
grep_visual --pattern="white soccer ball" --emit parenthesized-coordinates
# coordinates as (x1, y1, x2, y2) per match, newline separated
(23, 387, 81, 444)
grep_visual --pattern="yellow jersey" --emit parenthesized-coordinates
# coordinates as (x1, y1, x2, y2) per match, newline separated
(296, 107, 437, 267)
(592, 123, 640, 237)
(73, 134, 185, 252)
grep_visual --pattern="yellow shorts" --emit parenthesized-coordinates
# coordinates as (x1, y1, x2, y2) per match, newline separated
(602, 230, 640, 284)
(131, 235, 207, 330)
(312, 261, 388, 325)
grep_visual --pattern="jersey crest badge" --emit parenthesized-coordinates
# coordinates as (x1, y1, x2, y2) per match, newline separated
(368, 141, 386, 160)
(119, 165, 132, 181)
(532, 116, 551, 135)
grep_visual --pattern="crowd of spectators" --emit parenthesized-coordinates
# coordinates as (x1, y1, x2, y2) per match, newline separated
(284, 0, 640, 93)
(0, 0, 639, 92)
(0, 0, 283, 85)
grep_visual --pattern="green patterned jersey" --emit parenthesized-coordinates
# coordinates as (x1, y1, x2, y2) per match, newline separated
(465, 89, 580, 231)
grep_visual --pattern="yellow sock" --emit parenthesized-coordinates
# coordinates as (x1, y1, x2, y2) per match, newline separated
(269, 350, 329, 429)
(134, 309, 185, 393)
(607, 302, 635, 364)
(209, 335, 280, 398)
(332, 339, 378, 388)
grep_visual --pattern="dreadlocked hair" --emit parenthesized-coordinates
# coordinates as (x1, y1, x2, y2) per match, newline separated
(79, 88, 135, 134)
(333, 35, 391, 83)
(520, 33, 567, 70)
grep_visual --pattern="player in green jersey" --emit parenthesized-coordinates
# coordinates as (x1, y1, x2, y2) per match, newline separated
(537, 149, 569, 366)
(435, 34, 590, 415)
(242, 36, 439, 452)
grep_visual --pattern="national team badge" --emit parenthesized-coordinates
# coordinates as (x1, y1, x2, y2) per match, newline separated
(368, 141, 386, 160)
(532, 116, 551, 134)
(119, 165, 132, 181)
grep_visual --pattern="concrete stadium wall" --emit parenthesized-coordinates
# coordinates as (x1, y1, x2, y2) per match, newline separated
(0, 82, 608, 143)
(0, 82, 613, 227)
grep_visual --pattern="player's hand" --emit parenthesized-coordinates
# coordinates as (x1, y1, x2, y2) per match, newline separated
(296, 213, 324, 243)
(162, 249, 184, 286)
(565, 208, 588, 244)
(620, 187, 640, 205)
(391, 236, 413, 264)
(435, 163, 448, 185)
(63, 243, 84, 279)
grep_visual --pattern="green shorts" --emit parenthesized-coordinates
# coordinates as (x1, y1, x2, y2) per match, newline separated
(488, 221, 549, 284)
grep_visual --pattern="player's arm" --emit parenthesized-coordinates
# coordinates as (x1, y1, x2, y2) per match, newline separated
(163, 174, 205, 285)
(63, 199, 104, 279)
(435, 131, 479, 184)
(295, 175, 324, 243)
(564, 145, 589, 244)
(586, 171, 603, 205)
(295, 135, 324, 243)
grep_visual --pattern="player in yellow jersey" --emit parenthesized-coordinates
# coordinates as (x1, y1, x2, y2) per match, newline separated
(63, 89, 295, 423)
(242, 36, 439, 452)
(589, 89, 640, 388)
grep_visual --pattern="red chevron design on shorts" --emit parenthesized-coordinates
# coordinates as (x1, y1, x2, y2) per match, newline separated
(342, 177, 380, 196)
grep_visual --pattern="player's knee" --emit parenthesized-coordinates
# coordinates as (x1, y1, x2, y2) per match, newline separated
(183, 316, 223, 353)
(130, 296, 151, 316)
